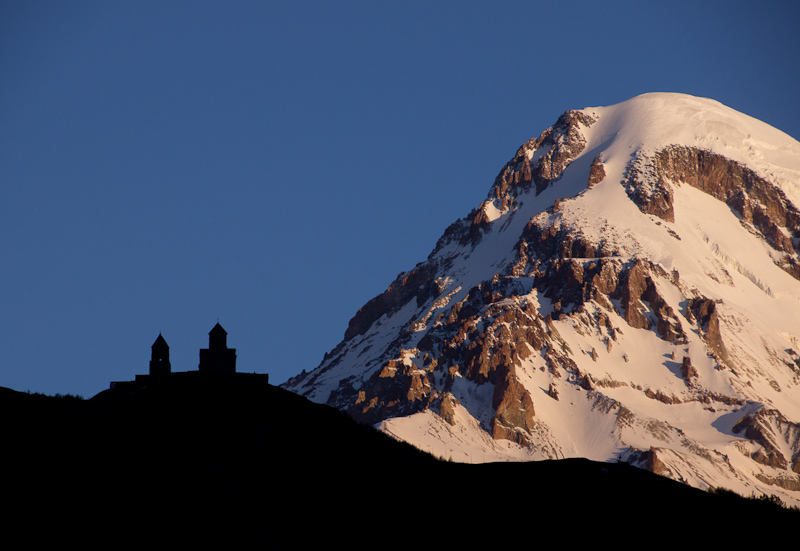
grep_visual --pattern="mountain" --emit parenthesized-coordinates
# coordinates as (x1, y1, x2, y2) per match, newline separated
(283, 92, 800, 506)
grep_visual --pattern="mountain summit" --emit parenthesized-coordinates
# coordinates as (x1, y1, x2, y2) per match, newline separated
(284, 93, 800, 504)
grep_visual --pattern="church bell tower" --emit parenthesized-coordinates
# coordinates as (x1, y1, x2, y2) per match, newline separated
(149, 333, 171, 378)
(198, 322, 236, 373)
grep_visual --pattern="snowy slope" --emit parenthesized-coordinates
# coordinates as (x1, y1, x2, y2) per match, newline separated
(285, 93, 800, 504)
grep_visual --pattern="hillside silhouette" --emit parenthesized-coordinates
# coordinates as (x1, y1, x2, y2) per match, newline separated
(1, 376, 796, 547)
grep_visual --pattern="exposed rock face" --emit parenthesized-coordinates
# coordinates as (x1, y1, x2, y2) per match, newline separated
(487, 110, 597, 206)
(345, 353, 437, 426)
(588, 156, 606, 188)
(680, 356, 698, 381)
(533, 111, 597, 193)
(687, 297, 728, 362)
(438, 393, 459, 426)
(733, 408, 800, 472)
(643, 447, 670, 476)
(656, 146, 800, 241)
(625, 145, 800, 279)
(344, 263, 439, 341)
(623, 151, 676, 222)
(491, 364, 536, 446)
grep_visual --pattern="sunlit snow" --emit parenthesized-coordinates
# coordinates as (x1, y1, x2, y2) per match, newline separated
(287, 93, 800, 505)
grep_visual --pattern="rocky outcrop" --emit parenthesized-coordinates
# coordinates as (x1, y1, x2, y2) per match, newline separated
(623, 150, 676, 222)
(432, 110, 600, 253)
(618, 260, 653, 330)
(588, 155, 606, 188)
(754, 473, 800, 491)
(624, 145, 800, 279)
(532, 111, 597, 193)
(436, 288, 548, 385)
(657, 147, 800, 233)
(344, 263, 439, 341)
(491, 363, 536, 446)
(346, 355, 437, 425)
(337, 274, 551, 436)
(438, 393, 459, 426)
(733, 408, 800, 472)
(488, 110, 597, 204)
(681, 356, 698, 382)
(658, 145, 800, 250)
(687, 297, 728, 362)
(513, 226, 686, 343)
(642, 447, 671, 476)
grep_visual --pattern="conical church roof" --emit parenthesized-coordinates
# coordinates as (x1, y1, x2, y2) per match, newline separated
(152, 333, 169, 349)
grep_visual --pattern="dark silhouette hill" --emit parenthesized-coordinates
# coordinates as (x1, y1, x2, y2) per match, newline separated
(1, 376, 796, 547)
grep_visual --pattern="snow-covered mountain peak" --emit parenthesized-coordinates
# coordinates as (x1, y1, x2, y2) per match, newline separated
(284, 93, 800, 505)
(583, 93, 800, 194)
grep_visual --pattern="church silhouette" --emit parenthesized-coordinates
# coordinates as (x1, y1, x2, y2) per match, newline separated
(199, 322, 236, 373)
(110, 322, 267, 390)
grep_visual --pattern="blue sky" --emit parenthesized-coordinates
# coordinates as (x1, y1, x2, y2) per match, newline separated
(2, 1, 799, 398)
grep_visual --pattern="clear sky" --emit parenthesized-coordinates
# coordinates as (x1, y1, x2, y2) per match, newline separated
(2, 1, 799, 398)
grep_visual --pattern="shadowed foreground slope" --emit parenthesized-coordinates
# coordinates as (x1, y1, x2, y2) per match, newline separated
(1, 375, 795, 546)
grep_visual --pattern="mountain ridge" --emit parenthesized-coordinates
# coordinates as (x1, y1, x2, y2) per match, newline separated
(2, 380, 798, 546)
(284, 92, 800, 505)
